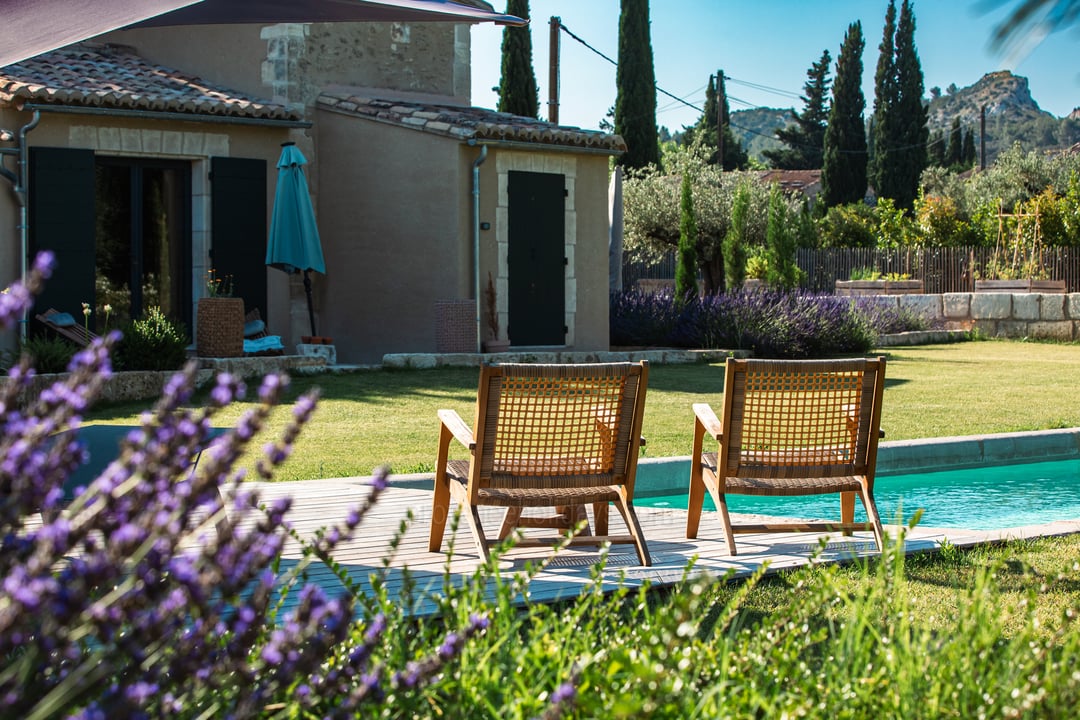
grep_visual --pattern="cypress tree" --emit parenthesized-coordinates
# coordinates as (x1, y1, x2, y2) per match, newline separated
(496, 0, 539, 118)
(764, 185, 798, 289)
(869, 0, 897, 195)
(675, 172, 698, 304)
(821, 22, 868, 208)
(962, 128, 977, 167)
(890, 0, 929, 207)
(869, 0, 928, 209)
(723, 180, 750, 292)
(928, 129, 945, 167)
(946, 117, 963, 167)
(763, 49, 832, 170)
(615, 0, 660, 170)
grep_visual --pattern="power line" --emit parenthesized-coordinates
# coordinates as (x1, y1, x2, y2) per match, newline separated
(554, 19, 934, 157)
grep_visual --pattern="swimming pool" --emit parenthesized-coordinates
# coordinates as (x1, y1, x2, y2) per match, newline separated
(639, 458, 1080, 531)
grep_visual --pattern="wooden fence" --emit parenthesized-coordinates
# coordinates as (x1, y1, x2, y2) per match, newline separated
(622, 247, 1080, 294)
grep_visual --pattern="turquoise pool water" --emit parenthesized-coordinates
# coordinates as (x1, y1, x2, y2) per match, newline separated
(640, 459, 1080, 531)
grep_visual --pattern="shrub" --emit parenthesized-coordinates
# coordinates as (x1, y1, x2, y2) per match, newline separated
(16, 335, 77, 374)
(675, 172, 699, 304)
(612, 288, 900, 357)
(764, 183, 800, 289)
(723, 179, 751, 290)
(609, 288, 683, 346)
(114, 306, 190, 371)
(816, 202, 878, 247)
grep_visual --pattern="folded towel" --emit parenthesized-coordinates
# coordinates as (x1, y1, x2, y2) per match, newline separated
(243, 335, 284, 353)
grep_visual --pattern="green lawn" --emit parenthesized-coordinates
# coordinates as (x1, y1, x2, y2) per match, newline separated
(86, 339, 1080, 481)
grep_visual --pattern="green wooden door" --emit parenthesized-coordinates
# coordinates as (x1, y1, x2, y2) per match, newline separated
(210, 157, 267, 320)
(29, 147, 96, 330)
(507, 170, 565, 346)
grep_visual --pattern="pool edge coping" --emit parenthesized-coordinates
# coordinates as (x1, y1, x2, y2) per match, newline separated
(378, 427, 1080, 500)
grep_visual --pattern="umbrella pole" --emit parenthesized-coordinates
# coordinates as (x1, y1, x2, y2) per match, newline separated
(303, 270, 317, 337)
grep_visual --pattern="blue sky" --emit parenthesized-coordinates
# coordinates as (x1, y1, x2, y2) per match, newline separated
(470, 0, 1080, 131)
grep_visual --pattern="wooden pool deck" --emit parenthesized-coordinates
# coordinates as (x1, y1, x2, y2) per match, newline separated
(252, 477, 1080, 617)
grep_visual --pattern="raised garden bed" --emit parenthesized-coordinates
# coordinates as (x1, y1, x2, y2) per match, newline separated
(973, 279, 1067, 294)
(834, 279, 924, 296)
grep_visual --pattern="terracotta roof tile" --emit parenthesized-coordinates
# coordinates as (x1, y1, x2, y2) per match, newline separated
(317, 89, 626, 153)
(0, 44, 300, 121)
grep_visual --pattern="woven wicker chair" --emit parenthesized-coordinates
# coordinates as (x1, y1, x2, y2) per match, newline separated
(429, 361, 652, 565)
(686, 357, 887, 555)
(36, 308, 98, 347)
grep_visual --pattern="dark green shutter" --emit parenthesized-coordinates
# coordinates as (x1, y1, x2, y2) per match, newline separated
(210, 157, 267, 320)
(29, 147, 96, 330)
(508, 171, 566, 345)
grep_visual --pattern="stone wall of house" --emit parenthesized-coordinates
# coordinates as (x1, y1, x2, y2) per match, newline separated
(868, 292, 1080, 340)
(105, 21, 469, 112)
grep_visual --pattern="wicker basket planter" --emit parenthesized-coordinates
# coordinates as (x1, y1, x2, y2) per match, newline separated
(196, 297, 244, 358)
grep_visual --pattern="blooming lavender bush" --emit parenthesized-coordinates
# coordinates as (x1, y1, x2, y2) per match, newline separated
(0, 254, 493, 718)
(611, 288, 930, 357)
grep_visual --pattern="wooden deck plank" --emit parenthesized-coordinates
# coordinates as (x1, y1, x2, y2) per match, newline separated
(246, 478, 1011, 617)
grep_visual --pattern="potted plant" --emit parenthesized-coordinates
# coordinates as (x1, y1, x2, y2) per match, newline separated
(196, 269, 244, 358)
(482, 272, 510, 353)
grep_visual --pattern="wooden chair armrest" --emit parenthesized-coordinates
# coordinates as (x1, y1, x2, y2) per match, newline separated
(437, 409, 475, 450)
(693, 403, 723, 442)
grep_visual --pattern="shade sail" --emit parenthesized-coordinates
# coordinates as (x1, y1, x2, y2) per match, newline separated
(0, 0, 202, 68)
(136, 0, 528, 27)
(0, 0, 525, 69)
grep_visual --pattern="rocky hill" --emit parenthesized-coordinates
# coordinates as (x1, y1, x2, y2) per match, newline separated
(731, 70, 1079, 165)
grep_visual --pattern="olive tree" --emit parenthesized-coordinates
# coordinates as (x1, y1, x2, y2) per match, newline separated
(622, 142, 790, 293)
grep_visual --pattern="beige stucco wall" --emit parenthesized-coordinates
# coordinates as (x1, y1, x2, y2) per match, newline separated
(315, 112, 614, 363)
(487, 148, 611, 353)
(315, 108, 472, 364)
(102, 21, 470, 111)
(0, 106, 293, 354)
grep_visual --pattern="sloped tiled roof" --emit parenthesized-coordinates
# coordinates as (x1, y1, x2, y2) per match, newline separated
(755, 169, 822, 195)
(317, 90, 626, 153)
(0, 44, 300, 121)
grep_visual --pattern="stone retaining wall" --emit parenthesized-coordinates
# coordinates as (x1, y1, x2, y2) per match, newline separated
(0, 354, 327, 406)
(866, 292, 1080, 341)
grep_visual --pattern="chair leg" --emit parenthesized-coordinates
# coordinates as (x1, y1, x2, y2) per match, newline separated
(686, 457, 706, 539)
(612, 492, 651, 566)
(840, 490, 856, 535)
(593, 502, 609, 537)
(498, 507, 523, 540)
(463, 503, 492, 562)
(713, 489, 738, 557)
(860, 486, 886, 551)
(428, 472, 452, 552)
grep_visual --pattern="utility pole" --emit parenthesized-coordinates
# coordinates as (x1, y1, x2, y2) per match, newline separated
(548, 16, 560, 124)
(980, 104, 987, 171)
(716, 71, 724, 169)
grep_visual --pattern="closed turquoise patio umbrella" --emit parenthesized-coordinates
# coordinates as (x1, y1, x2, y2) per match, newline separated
(266, 142, 325, 336)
